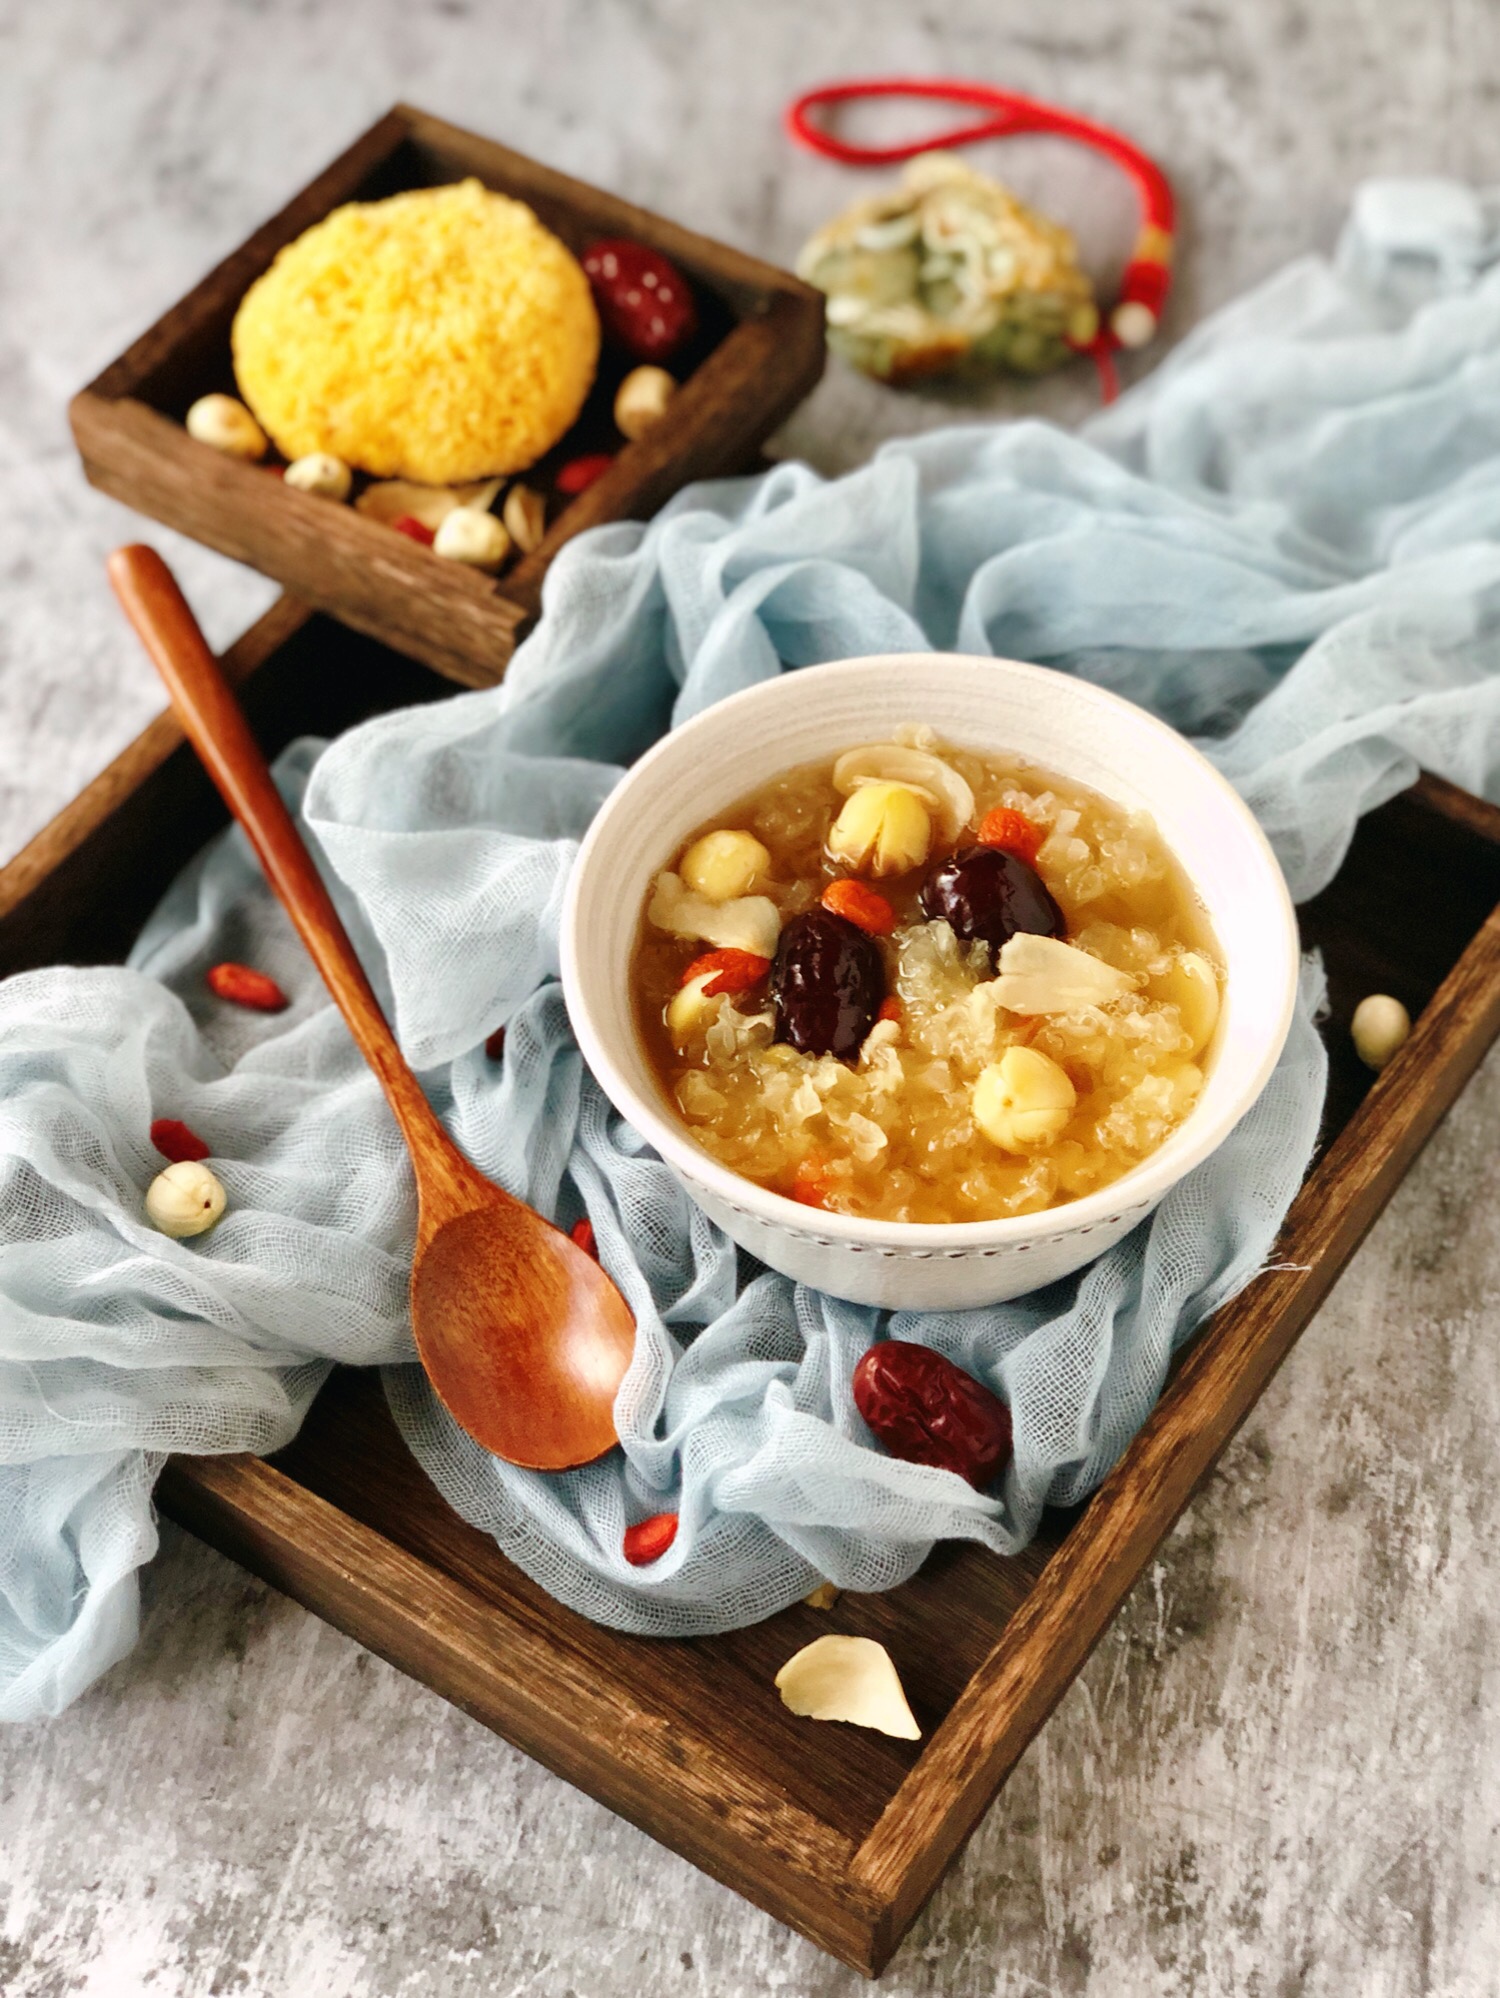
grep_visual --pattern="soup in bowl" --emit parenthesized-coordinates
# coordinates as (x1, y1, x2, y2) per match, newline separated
(562, 656, 1299, 1310)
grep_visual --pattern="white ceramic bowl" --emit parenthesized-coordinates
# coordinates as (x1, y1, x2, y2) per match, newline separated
(561, 655, 1299, 1310)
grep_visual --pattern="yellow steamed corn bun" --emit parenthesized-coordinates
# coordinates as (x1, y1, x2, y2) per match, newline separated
(231, 179, 600, 484)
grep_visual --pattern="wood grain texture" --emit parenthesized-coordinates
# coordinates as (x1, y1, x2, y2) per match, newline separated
(69, 104, 827, 688)
(71, 397, 530, 688)
(259, 1367, 1054, 1846)
(153, 1448, 884, 1967)
(5, 596, 1500, 1975)
(0, 607, 446, 976)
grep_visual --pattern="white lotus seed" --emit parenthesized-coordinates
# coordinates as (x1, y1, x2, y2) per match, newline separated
(614, 365, 678, 441)
(145, 1160, 227, 1239)
(185, 394, 267, 461)
(680, 829, 771, 903)
(433, 506, 511, 571)
(973, 1046, 1077, 1151)
(1351, 993, 1411, 1072)
(283, 452, 352, 501)
(827, 782, 933, 878)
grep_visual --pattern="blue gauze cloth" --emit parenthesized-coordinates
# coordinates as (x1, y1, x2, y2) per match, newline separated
(8, 178, 1500, 1719)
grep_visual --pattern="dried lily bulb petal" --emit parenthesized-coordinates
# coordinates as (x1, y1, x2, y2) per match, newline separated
(502, 482, 547, 554)
(356, 476, 503, 531)
(774, 1634, 920, 1740)
(647, 871, 781, 958)
(989, 932, 1135, 1014)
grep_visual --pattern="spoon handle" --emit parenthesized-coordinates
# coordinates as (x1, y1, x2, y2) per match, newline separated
(108, 545, 461, 1179)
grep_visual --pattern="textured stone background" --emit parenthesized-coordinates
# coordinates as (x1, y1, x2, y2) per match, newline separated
(4, 2, 1500, 1992)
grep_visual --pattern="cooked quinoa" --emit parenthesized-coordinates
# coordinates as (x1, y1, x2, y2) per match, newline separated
(231, 179, 599, 483)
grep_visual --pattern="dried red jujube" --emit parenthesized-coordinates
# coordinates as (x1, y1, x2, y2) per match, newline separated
(852, 1339, 1013, 1489)
(770, 906, 885, 1060)
(919, 844, 1064, 959)
(582, 239, 698, 361)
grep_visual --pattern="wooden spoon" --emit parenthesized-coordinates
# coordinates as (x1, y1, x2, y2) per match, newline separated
(108, 544, 635, 1471)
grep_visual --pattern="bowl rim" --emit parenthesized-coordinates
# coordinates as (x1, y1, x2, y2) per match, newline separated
(561, 653, 1302, 1251)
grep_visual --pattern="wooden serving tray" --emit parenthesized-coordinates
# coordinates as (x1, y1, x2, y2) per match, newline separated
(5, 602, 1500, 1976)
(69, 105, 826, 688)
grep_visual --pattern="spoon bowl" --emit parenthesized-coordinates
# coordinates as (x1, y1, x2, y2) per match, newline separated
(411, 1159, 635, 1470)
(108, 543, 635, 1470)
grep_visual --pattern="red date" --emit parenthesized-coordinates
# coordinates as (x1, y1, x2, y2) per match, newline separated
(770, 906, 885, 1060)
(852, 1339, 1012, 1489)
(582, 239, 697, 361)
(919, 844, 1063, 959)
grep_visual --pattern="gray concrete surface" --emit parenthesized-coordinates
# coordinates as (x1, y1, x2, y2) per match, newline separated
(3, 1, 1500, 1991)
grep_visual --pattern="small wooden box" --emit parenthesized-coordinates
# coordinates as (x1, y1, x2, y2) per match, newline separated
(5, 601, 1500, 1976)
(69, 106, 826, 689)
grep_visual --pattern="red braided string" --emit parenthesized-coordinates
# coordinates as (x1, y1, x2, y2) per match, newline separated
(785, 78, 1175, 401)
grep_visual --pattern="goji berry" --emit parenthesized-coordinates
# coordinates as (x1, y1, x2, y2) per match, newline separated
(791, 1155, 835, 1209)
(391, 514, 435, 546)
(976, 807, 1044, 867)
(582, 239, 698, 361)
(820, 878, 897, 937)
(150, 1117, 210, 1165)
(555, 452, 615, 496)
(570, 1217, 598, 1258)
(852, 1340, 1013, 1489)
(680, 948, 772, 997)
(484, 1025, 506, 1061)
(878, 996, 902, 1023)
(623, 1511, 679, 1566)
(206, 962, 289, 1012)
